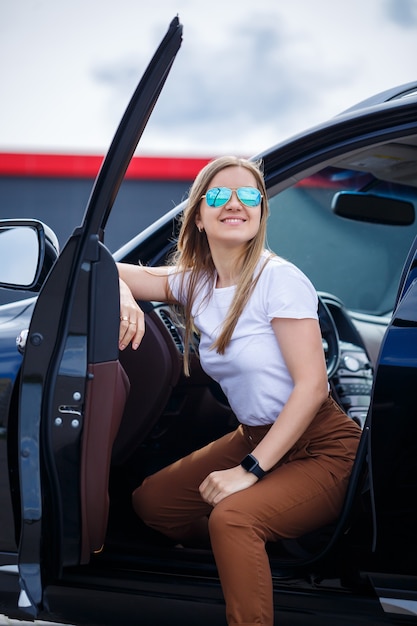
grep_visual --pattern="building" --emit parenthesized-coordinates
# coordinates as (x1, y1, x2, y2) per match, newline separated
(0, 152, 212, 253)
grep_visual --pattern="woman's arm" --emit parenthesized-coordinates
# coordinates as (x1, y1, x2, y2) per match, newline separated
(117, 262, 176, 351)
(250, 317, 329, 470)
(199, 317, 329, 506)
(117, 262, 174, 302)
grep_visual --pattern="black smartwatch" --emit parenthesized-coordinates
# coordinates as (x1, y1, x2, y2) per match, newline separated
(240, 453, 267, 480)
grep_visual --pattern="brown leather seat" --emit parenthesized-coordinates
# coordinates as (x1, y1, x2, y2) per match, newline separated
(111, 308, 182, 464)
(79, 359, 130, 564)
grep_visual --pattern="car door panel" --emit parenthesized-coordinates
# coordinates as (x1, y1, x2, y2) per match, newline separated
(368, 242, 417, 614)
(80, 359, 130, 563)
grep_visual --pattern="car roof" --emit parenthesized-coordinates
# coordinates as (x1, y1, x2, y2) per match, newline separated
(256, 84, 417, 188)
(338, 80, 417, 114)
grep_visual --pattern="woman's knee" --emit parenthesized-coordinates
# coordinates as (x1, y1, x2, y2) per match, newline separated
(208, 500, 248, 540)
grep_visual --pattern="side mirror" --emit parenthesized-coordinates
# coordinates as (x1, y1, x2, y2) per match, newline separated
(0, 219, 59, 291)
(332, 191, 415, 226)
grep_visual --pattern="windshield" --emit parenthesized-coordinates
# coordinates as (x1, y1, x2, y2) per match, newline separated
(267, 167, 417, 316)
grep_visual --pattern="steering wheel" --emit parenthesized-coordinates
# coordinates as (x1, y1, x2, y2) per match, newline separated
(318, 297, 340, 379)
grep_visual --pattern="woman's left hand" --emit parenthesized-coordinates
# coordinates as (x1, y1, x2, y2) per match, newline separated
(119, 278, 145, 350)
(199, 466, 258, 506)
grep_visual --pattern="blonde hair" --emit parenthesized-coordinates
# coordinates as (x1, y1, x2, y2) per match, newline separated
(172, 155, 271, 375)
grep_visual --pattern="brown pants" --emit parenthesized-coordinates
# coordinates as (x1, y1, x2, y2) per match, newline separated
(132, 396, 361, 626)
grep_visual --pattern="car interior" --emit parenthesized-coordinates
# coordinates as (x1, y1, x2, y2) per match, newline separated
(89, 133, 417, 579)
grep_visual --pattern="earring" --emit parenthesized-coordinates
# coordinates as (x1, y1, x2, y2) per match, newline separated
(197, 226, 203, 233)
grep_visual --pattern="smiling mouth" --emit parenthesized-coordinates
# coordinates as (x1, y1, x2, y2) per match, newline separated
(221, 217, 246, 224)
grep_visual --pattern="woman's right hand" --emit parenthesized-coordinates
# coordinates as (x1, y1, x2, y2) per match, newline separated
(119, 278, 145, 351)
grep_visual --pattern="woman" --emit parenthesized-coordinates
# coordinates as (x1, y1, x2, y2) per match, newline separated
(117, 156, 361, 626)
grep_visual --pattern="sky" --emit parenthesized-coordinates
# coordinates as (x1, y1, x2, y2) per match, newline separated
(1, 0, 417, 159)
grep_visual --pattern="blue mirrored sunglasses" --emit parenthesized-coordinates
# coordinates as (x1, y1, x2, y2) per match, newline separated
(202, 186, 262, 208)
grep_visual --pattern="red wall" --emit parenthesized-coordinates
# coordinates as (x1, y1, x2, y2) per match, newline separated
(0, 152, 212, 181)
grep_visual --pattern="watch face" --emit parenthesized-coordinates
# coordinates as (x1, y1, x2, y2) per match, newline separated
(241, 454, 266, 479)
(241, 454, 257, 472)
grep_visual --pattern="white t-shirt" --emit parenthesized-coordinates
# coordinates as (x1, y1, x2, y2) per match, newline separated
(168, 252, 319, 426)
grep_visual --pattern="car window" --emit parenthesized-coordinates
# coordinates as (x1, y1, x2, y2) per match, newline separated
(267, 166, 417, 316)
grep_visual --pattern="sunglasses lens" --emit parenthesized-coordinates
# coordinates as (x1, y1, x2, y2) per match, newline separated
(236, 187, 262, 207)
(205, 187, 232, 207)
(204, 187, 261, 207)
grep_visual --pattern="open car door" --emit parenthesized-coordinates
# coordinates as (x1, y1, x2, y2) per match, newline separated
(368, 235, 417, 617)
(16, 16, 183, 616)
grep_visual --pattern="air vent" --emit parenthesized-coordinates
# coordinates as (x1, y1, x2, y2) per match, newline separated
(158, 309, 185, 354)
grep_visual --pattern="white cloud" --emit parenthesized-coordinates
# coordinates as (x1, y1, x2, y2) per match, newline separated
(0, 0, 416, 157)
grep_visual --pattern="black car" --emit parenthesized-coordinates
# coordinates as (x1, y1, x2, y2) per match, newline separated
(1, 15, 417, 626)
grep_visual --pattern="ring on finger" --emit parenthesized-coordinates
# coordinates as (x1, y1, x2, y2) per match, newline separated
(120, 316, 129, 322)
